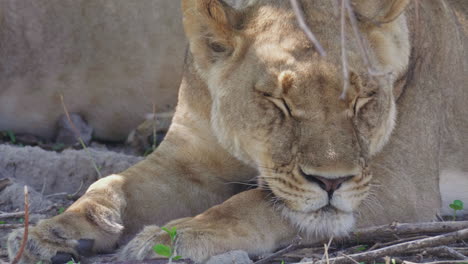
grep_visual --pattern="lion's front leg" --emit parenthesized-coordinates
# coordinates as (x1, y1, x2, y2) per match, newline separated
(119, 189, 296, 263)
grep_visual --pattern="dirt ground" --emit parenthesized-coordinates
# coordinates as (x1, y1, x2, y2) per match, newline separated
(0, 142, 143, 262)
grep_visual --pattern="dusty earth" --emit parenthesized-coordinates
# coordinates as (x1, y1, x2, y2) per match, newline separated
(0, 142, 144, 262)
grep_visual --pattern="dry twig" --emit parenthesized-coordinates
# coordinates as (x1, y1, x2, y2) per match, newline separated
(254, 236, 302, 264)
(60, 94, 102, 178)
(422, 246, 468, 260)
(94, 259, 195, 264)
(289, 0, 326, 57)
(339, 0, 349, 99)
(348, 221, 468, 243)
(402, 261, 468, 264)
(0, 224, 25, 229)
(304, 228, 468, 264)
(11, 186, 29, 264)
(0, 204, 57, 220)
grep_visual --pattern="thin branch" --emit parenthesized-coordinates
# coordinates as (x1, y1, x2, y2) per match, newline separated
(340, 0, 349, 100)
(0, 224, 25, 229)
(402, 261, 468, 264)
(423, 246, 468, 260)
(45, 180, 84, 200)
(348, 221, 468, 243)
(0, 204, 57, 220)
(0, 211, 26, 220)
(340, 253, 360, 264)
(289, 0, 326, 57)
(59, 94, 102, 178)
(93, 258, 195, 264)
(305, 228, 468, 264)
(11, 186, 29, 264)
(254, 236, 302, 264)
(344, 0, 387, 77)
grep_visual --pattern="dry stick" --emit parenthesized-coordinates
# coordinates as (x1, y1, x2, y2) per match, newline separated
(0, 211, 26, 220)
(0, 204, 57, 220)
(321, 236, 334, 262)
(366, 235, 430, 251)
(339, 0, 349, 99)
(254, 236, 302, 264)
(11, 186, 29, 264)
(307, 228, 468, 264)
(348, 221, 468, 243)
(45, 180, 84, 200)
(340, 253, 360, 264)
(266, 222, 468, 263)
(0, 224, 25, 229)
(403, 261, 468, 264)
(152, 103, 157, 152)
(344, 0, 387, 77)
(59, 94, 102, 178)
(423, 246, 468, 260)
(323, 243, 331, 264)
(94, 258, 195, 264)
(289, 0, 326, 57)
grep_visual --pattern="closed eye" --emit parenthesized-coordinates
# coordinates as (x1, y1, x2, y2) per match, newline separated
(265, 95, 292, 118)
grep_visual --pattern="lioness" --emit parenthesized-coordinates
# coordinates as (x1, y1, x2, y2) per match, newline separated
(0, 0, 185, 141)
(8, 0, 468, 263)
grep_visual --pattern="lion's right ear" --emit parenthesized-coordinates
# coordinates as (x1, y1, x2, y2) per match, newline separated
(182, 0, 239, 69)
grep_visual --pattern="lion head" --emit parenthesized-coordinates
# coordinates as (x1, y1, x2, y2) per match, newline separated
(182, 0, 410, 237)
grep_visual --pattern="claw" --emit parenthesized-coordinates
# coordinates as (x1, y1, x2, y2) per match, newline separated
(51, 252, 75, 264)
(76, 239, 94, 257)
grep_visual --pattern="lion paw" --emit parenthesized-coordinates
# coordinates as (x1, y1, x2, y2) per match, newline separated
(7, 214, 96, 264)
(118, 226, 169, 261)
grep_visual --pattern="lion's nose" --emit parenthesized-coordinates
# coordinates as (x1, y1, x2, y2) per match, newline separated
(302, 173, 353, 197)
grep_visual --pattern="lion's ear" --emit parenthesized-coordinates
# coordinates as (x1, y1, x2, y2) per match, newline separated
(352, 0, 410, 24)
(182, 0, 239, 68)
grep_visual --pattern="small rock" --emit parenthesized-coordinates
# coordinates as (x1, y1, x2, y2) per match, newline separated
(55, 113, 93, 146)
(205, 250, 253, 264)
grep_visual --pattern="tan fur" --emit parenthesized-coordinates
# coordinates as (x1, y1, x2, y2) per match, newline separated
(7, 0, 468, 263)
(0, 0, 186, 141)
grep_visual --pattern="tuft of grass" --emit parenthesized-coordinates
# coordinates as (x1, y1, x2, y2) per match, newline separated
(6, 130, 16, 144)
(449, 199, 464, 220)
(153, 227, 182, 263)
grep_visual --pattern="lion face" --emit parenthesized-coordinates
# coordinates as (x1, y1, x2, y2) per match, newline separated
(183, 0, 409, 236)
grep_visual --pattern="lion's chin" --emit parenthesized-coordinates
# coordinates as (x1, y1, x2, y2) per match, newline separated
(279, 204, 355, 240)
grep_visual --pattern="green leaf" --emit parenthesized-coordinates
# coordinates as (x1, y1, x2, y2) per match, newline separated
(52, 143, 65, 151)
(355, 245, 368, 252)
(58, 207, 65, 214)
(0, 221, 5, 224)
(451, 200, 464, 210)
(173, 256, 182, 260)
(281, 261, 285, 264)
(161, 226, 177, 240)
(18, 218, 24, 223)
(7, 131, 16, 144)
(153, 244, 172, 257)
